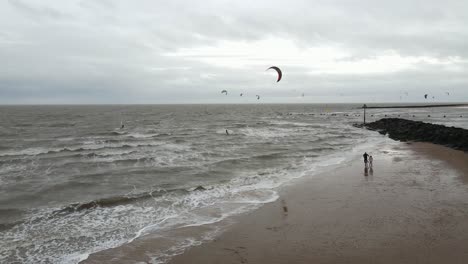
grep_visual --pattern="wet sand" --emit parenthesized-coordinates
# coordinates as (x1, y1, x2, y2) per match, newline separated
(169, 142, 468, 264)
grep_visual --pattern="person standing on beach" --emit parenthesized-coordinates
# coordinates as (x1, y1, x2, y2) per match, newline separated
(363, 152, 369, 166)
(369, 155, 373, 167)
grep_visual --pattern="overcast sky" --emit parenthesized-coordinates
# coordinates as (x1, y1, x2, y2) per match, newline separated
(1, 0, 467, 104)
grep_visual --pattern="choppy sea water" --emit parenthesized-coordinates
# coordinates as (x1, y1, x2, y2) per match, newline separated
(1, 104, 467, 263)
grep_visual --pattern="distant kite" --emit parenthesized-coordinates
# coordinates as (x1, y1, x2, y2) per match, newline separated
(256, 95, 260, 100)
(266, 66, 282, 82)
(446, 92, 450, 96)
(221, 90, 227, 95)
(424, 94, 428, 99)
(302, 93, 305, 97)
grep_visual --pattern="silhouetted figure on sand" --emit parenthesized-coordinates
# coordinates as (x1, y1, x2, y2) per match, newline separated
(363, 152, 369, 167)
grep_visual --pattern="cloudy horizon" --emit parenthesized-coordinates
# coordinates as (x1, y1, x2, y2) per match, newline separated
(1, 0, 467, 104)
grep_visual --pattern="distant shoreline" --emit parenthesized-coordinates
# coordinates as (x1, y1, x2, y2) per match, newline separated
(0, 103, 467, 107)
(364, 103, 468, 109)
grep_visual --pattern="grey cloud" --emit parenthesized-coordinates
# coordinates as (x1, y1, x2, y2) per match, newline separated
(8, 0, 68, 21)
(0, 0, 467, 104)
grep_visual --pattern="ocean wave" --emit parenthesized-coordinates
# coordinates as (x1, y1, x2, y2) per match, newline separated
(268, 120, 320, 127)
(153, 132, 172, 137)
(53, 188, 190, 215)
(14, 123, 34, 127)
(0, 221, 23, 231)
(0, 208, 25, 217)
(0, 163, 30, 176)
(93, 130, 127, 137)
(232, 123, 249, 128)
(48, 122, 76, 128)
(0, 208, 25, 231)
(127, 133, 159, 139)
(238, 127, 305, 138)
(250, 152, 285, 160)
(0, 142, 164, 158)
(0, 145, 10, 150)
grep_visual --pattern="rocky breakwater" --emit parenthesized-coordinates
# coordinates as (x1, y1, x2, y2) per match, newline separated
(363, 118, 468, 152)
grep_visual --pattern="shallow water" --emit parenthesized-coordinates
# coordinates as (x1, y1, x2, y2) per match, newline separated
(0, 104, 467, 263)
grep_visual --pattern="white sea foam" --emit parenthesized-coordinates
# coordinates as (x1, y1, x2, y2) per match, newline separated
(127, 132, 159, 139)
(0, 141, 166, 158)
(267, 120, 319, 127)
(239, 126, 307, 139)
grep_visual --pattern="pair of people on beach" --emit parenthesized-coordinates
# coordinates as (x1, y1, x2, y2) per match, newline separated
(363, 152, 373, 167)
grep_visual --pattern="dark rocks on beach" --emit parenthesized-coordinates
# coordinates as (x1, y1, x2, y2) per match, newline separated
(363, 118, 468, 152)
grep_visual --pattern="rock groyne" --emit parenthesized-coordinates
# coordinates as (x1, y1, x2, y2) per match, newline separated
(363, 118, 468, 152)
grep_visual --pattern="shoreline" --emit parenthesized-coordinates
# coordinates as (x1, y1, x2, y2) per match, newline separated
(168, 142, 468, 264)
(364, 103, 468, 109)
(81, 138, 383, 264)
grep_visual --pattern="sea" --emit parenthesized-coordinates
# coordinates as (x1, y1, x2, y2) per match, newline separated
(1, 104, 467, 263)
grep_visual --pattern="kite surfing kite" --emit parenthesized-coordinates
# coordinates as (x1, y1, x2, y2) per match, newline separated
(240, 93, 243, 96)
(266, 66, 282, 82)
(221, 90, 227, 95)
(256, 95, 260, 100)
(424, 94, 428, 99)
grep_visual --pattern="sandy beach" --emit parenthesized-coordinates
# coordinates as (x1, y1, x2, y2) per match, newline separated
(82, 141, 468, 264)
(168, 142, 468, 264)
